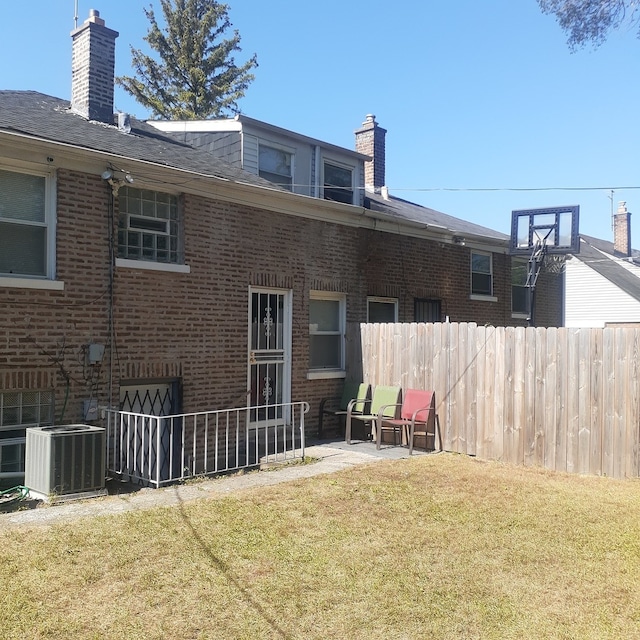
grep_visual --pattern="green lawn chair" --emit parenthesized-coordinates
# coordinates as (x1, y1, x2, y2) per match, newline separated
(345, 385, 401, 444)
(318, 382, 370, 438)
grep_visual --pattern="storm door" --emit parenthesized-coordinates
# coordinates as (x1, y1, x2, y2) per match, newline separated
(248, 288, 292, 425)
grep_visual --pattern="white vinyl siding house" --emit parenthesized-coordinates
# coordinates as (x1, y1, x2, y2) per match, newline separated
(564, 253, 640, 327)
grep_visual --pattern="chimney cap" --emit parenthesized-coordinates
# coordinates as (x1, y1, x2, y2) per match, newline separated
(87, 9, 105, 26)
(618, 201, 629, 214)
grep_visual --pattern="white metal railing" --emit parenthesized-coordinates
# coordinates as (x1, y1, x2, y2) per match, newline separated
(105, 401, 309, 488)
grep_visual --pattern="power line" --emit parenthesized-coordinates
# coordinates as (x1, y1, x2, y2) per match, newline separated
(385, 186, 640, 193)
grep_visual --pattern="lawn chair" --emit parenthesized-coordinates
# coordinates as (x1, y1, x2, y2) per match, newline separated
(345, 385, 401, 444)
(375, 389, 441, 454)
(318, 382, 370, 438)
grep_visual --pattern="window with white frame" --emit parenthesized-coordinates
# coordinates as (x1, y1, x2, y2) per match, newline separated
(259, 144, 293, 190)
(118, 187, 180, 263)
(0, 390, 54, 477)
(471, 251, 493, 296)
(323, 161, 354, 204)
(511, 258, 528, 315)
(367, 297, 398, 323)
(0, 166, 55, 278)
(309, 292, 346, 370)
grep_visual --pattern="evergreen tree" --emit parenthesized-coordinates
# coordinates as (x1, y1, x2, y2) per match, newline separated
(117, 0, 258, 119)
(538, 0, 640, 50)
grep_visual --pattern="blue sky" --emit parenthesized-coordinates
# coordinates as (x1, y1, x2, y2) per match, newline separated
(2, 0, 639, 244)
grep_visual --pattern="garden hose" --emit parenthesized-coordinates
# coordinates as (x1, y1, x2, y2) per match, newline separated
(0, 485, 29, 507)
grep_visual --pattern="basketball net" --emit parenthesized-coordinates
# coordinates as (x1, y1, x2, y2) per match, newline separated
(542, 254, 566, 275)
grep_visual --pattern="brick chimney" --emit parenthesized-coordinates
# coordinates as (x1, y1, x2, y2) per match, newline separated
(613, 201, 632, 257)
(355, 114, 387, 193)
(71, 9, 119, 123)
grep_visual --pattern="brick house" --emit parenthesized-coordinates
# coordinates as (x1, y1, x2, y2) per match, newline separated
(0, 10, 562, 482)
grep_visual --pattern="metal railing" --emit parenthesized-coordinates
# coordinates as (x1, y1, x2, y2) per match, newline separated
(104, 401, 309, 488)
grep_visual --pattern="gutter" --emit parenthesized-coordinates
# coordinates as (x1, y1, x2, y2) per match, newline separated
(0, 129, 507, 252)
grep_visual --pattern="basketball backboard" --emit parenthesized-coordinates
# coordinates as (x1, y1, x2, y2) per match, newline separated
(510, 206, 580, 256)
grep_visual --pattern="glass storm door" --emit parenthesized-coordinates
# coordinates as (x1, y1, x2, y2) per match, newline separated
(248, 288, 291, 424)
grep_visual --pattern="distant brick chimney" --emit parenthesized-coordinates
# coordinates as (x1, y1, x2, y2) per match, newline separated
(614, 201, 632, 257)
(355, 114, 387, 193)
(71, 9, 119, 123)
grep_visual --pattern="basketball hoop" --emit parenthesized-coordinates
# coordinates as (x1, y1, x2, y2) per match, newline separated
(543, 254, 566, 275)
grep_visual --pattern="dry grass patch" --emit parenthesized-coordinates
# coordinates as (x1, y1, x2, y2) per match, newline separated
(2, 453, 640, 639)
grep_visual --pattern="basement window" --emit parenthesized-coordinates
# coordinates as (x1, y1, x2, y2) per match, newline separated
(0, 390, 54, 478)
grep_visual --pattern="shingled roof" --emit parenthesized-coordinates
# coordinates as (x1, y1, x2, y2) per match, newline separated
(575, 235, 640, 303)
(365, 191, 508, 242)
(0, 90, 275, 189)
(0, 90, 513, 246)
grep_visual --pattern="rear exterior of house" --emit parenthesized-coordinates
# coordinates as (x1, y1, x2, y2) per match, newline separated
(0, 10, 563, 483)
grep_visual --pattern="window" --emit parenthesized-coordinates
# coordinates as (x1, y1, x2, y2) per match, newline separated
(323, 161, 354, 204)
(259, 145, 292, 190)
(0, 166, 55, 278)
(0, 390, 54, 477)
(415, 299, 442, 323)
(471, 251, 493, 297)
(512, 259, 528, 315)
(309, 292, 345, 371)
(118, 187, 179, 263)
(367, 297, 398, 323)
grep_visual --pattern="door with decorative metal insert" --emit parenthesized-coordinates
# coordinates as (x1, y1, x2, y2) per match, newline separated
(248, 288, 292, 424)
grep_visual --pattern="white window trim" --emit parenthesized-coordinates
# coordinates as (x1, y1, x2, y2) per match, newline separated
(0, 436, 26, 478)
(511, 257, 528, 317)
(308, 290, 346, 377)
(470, 294, 498, 303)
(257, 142, 295, 190)
(0, 162, 57, 281)
(115, 258, 190, 273)
(117, 187, 183, 265)
(470, 250, 494, 298)
(321, 156, 356, 205)
(367, 296, 399, 322)
(0, 276, 64, 290)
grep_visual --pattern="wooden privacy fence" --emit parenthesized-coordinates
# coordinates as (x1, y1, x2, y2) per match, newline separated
(352, 322, 640, 479)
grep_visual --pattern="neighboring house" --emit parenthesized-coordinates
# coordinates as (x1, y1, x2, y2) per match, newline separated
(0, 10, 562, 481)
(564, 202, 640, 327)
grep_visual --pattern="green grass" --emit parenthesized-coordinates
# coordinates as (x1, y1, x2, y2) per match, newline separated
(2, 453, 640, 639)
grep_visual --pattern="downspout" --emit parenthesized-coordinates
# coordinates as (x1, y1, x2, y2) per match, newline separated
(313, 145, 320, 198)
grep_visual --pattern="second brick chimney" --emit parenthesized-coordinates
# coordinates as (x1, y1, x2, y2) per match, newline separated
(355, 114, 387, 193)
(614, 201, 632, 257)
(71, 9, 119, 123)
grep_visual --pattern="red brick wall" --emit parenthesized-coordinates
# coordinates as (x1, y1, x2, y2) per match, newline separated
(0, 168, 562, 432)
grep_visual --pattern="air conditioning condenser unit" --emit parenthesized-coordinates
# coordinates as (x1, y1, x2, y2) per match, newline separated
(25, 424, 107, 501)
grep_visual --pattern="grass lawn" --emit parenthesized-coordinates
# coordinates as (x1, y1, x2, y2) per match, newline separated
(2, 452, 640, 639)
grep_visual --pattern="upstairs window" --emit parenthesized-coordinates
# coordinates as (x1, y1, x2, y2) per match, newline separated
(309, 292, 345, 371)
(471, 251, 493, 297)
(118, 187, 179, 263)
(323, 161, 354, 204)
(0, 166, 54, 278)
(259, 145, 292, 190)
